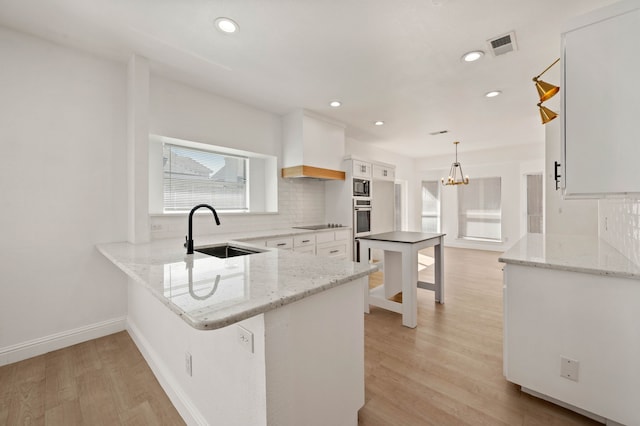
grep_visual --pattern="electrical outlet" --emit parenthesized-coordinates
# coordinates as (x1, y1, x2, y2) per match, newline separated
(237, 326, 254, 353)
(185, 352, 192, 376)
(560, 357, 579, 381)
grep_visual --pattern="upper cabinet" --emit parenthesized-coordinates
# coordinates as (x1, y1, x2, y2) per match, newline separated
(561, 0, 640, 197)
(372, 163, 395, 181)
(352, 160, 372, 178)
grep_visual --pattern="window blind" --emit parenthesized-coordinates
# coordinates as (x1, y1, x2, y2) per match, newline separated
(421, 181, 440, 233)
(163, 144, 248, 212)
(457, 177, 501, 241)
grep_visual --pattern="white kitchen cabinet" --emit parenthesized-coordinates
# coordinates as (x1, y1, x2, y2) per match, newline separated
(265, 237, 293, 250)
(503, 263, 639, 425)
(316, 229, 351, 260)
(372, 163, 395, 181)
(561, 0, 640, 197)
(294, 234, 316, 255)
(352, 160, 372, 178)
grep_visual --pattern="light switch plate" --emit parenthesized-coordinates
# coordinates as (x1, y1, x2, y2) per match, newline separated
(560, 357, 579, 381)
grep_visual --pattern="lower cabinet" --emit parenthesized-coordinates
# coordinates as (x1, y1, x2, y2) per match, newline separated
(316, 229, 350, 260)
(294, 234, 316, 255)
(241, 230, 351, 260)
(503, 263, 640, 425)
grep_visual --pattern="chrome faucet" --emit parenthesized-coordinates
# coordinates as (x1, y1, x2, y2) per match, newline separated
(185, 204, 221, 254)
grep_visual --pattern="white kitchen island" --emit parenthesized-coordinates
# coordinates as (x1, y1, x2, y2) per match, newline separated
(98, 232, 377, 426)
(357, 231, 445, 328)
(500, 233, 640, 426)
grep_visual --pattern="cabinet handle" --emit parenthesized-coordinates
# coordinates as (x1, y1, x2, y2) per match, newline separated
(302, 239, 310, 243)
(554, 161, 561, 191)
(383, 170, 387, 177)
(276, 243, 287, 247)
(330, 250, 340, 254)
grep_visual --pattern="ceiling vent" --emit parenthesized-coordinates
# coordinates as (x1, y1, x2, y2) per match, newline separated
(487, 31, 518, 56)
(429, 129, 449, 136)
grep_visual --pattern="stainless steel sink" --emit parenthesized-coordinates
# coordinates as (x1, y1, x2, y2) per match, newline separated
(195, 244, 263, 258)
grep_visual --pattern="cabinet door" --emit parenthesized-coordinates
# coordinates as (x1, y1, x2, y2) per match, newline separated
(373, 164, 395, 181)
(294, 245, 316, 255)
(562, 5, 640, 196)
(317, 242, 348, 259)
(352, 160, 371, 178)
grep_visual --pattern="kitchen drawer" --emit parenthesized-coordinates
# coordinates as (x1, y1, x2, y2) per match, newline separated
(317, 242, 348, 259)
(294, 234, 316, 247)
(294, 245, 316, 255)
(265, 237, 293, 250)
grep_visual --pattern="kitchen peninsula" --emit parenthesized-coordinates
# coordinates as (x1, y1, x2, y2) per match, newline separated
(98, 230, 377, 426)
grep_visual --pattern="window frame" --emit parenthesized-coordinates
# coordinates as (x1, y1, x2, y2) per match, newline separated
(457, 176, 502, 242)
(148, 134, 278, 215)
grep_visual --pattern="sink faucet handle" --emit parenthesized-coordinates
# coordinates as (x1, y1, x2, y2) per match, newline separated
(184, 235, 188, 248)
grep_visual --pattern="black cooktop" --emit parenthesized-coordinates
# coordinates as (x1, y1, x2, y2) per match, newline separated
(293, 224, 347, 230)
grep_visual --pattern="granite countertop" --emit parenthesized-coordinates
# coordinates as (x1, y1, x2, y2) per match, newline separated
(499, 233, 640, 280)
(359, 231, 445, 244)
(97, 228, 376, 331)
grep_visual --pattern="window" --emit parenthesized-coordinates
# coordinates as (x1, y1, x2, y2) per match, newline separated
(421, 181, 441, 233)
(458, 177, 501, 241)
(526, 174, 543, 233)
(163, 144, 248, 212)
(149, 135, 278, 214)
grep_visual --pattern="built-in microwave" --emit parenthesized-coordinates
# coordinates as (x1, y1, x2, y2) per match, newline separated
(353, 178, 370, 198)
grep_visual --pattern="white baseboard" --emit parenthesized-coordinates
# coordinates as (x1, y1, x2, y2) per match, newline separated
(0, 316, 127, 367)
(521, 387, 607, 424)
(126, 319, 207, 426)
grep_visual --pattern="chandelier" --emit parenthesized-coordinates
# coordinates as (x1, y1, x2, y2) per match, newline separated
(441, 141, 469, 186)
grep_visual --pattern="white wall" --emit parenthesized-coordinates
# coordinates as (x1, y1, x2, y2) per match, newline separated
(416, 143, 545, 252)
(599, 197, 640, 266)
(148, 76, 325, 239)
(0, 27, 128, 361)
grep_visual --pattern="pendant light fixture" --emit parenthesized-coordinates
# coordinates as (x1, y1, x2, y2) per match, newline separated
(533, 58, 560, 124)
(441, 141, 469, 186)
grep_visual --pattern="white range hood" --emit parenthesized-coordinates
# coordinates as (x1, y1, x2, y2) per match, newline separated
(281, 109, 346, 180)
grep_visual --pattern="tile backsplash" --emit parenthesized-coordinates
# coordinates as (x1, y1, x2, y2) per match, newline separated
(150, 178, 326, 240)
(599, 197, 640, 266)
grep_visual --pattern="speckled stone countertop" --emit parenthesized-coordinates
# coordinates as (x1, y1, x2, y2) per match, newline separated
(498, 233, 640, 280)
(97, 228, 377, 330)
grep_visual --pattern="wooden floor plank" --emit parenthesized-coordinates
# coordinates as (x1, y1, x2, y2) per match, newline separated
(359, 247, 600, 425)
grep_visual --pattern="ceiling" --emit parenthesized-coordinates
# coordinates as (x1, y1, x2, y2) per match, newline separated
(0, 0, 617, 157)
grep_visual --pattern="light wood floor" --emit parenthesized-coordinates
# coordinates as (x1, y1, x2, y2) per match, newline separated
(1, 247, 600, 425)
(0, 331, 185, 425)
(358, 247, 599, 426)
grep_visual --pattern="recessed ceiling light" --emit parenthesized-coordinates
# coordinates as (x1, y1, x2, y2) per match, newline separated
(329, 100, 342, 108)
(485, 90, 502, 98)
(462, 50, 484, 62)
(374, 121, 384, 126)
(215, 17, 239, 34)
